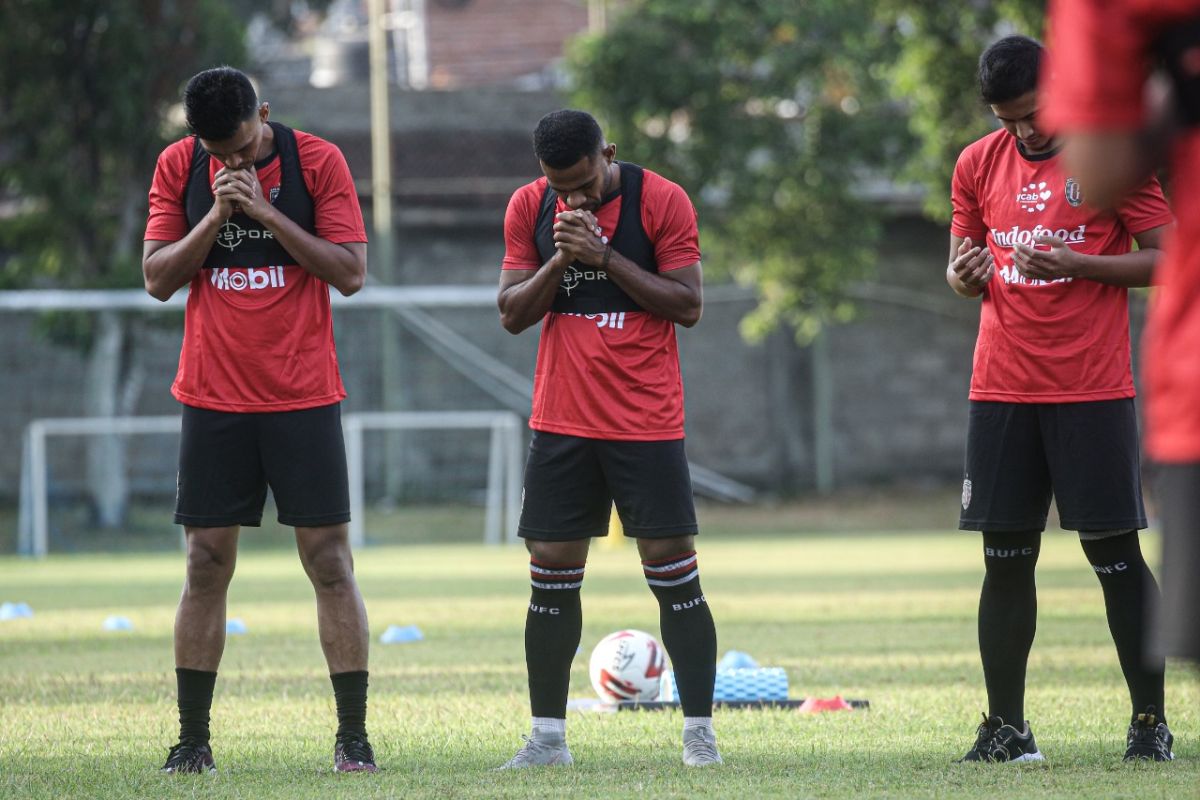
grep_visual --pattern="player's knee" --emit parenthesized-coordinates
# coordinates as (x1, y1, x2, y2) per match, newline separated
(304, 545, 354, 591)
(981, 530, 1040, 582)
(185, 545, 235, 593)
(636, 534, 695, 562)
(525, 538, 589, 566)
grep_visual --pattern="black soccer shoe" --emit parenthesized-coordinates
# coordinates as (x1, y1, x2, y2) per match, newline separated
(160, 740, 216, 774)
(334, 733, 378, 773)
(1124, 707, 1174, 761)
(958, 714, 1045, 763)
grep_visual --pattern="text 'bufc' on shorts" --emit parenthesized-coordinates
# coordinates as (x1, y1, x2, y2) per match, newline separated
(958, 398, 1146, 535)
(175, 402, 350, 529)
(518, 430, 698, 541)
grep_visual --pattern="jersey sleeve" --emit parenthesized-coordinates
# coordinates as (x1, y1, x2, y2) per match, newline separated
(299, 136, 367, 244)
(949, 146, 988, 241)
(1115, 174, 1176, 234)
(1041, 0, 1150, 131)
(640, 173, 701, 271)
(501, 181, 544, 270)
(144, 139, 192, 242)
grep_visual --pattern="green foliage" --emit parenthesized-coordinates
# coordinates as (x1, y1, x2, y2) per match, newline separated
(883, 0, 1046, 220)
(567, 0, 913, 341)
(0, 0, 246, 290)
(567, 1, 1053, 337)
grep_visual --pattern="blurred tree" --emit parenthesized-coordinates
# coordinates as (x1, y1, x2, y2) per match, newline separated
(884, 0, 1045, 221)
(0, 1, 244, 526)
(567, 0, 913, 341)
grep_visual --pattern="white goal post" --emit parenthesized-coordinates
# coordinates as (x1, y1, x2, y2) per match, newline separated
(343, 410, 524, 548)
(18, 410, 524, 558)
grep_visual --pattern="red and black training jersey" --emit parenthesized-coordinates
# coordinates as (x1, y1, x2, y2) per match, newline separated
(951, 129, 1172, 403)
(502, 166, 701, 440)
(145, 127, 366, 413)
(1043, 0, 1200, 461)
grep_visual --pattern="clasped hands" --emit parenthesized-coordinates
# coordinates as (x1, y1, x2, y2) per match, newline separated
(553, 209, 608, 266)
(211, 166, 271, 221)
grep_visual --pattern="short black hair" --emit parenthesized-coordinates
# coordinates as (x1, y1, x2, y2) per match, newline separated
(978, 35, 1043, 105)
(184, 67, 259, 141)
(532, 109, 604, 170)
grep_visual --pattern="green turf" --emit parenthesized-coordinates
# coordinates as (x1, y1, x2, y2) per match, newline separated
(0, 528, 1195, 799)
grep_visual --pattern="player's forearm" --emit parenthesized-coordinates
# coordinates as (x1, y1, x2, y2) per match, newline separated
(605, 252, 702, 327)
(1074, 248, 1161, 288)
(142, 215, 223, 301)
(498, 256, 570, 334)
(256, 206, 365, 296)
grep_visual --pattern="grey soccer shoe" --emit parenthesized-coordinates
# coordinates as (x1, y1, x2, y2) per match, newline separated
(495, 730, 574, 770)
(958, 714, 1044, 763)
(682, 725, 723, 766)
(1124, 707, 1174, 762)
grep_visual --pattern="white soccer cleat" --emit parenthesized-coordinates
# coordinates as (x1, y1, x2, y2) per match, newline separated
(682, 725, 723, 767)
(494, 731, 574, 770)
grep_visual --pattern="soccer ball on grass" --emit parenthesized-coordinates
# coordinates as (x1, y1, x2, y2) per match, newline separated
(588, 629, 666, 702)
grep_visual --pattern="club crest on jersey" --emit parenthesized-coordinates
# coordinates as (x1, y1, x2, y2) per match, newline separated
(1064, 177, 1083, 207)
(269, 186, 281, 204)
(1016, 181, 1052, 213)
(961, 478, 972, 510)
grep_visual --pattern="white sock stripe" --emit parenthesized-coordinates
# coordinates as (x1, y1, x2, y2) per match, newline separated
(646, 570, 699, 587)
(531, 579, 583, 590)
(642, 554, 697, 574)
(530, 564, 585, 577)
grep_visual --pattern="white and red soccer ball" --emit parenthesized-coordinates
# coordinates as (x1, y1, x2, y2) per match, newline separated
(588, 629, 666, 702)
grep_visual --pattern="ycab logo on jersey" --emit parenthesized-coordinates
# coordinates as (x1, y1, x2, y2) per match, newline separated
(209, 266, 287, 291)
(1016, 181, 1053, 213)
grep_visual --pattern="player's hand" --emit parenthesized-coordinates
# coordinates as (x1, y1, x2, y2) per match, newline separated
(950, 237, 995, 290)
(209, 166, 244, 221)
(218, 167, 272, 222)
(553, 210, 607, 266)
(1012, 235, 1082, 281)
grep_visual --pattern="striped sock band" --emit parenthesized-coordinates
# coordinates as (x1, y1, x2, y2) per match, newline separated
(530, 559, 585, 591)
(642, 550, 699, 588)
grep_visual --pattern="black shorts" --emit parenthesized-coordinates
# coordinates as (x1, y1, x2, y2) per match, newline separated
(175, 402, 350, 529)
(958, 398, 1146, 534)
(1152, 462, 1200, 661)
(518, 430, 698, 541)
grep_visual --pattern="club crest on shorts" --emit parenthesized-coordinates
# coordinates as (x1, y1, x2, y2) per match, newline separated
(1065, 177, 1083, 207)
(961, 478, 972, 510)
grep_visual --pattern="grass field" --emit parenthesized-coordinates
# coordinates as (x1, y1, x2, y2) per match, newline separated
(1, 508, 1196, 799)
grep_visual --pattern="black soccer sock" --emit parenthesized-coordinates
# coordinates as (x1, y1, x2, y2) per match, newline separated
(330, 670, 370, 739)
(978, 531, 1041, 727)
(643, 551, 717, 718)
(1080, 532, 1167, 723)
(176, 667, 218, 744)
(526, 558, 585, 719)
